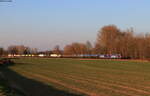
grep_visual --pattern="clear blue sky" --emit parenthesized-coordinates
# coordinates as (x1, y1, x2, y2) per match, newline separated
(0, 0, 150, 51)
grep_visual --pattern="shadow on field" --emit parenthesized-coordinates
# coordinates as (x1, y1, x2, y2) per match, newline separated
(0, 60, 84, 96)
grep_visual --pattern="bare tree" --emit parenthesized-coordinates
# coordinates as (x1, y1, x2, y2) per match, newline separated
(64, 45, 74, 55)
(52, 45, 62, 55)
(0, 48, 4, 57)
(8, 46, 18, 55)
(96, 25, 121, 54)
(64, 42, 88, 55)
(86, 41, 93, 54)
(7, 45, 32, 55)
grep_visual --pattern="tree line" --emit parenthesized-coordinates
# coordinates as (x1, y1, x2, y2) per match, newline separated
(0, 45, 38, 56)
(63, 25, 150, 59)
(0, 25, 150, 59)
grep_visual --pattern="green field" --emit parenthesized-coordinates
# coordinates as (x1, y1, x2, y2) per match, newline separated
(1, 58, 150, 96)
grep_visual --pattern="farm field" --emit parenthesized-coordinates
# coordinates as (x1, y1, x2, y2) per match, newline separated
(1, 58, 150, 96)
